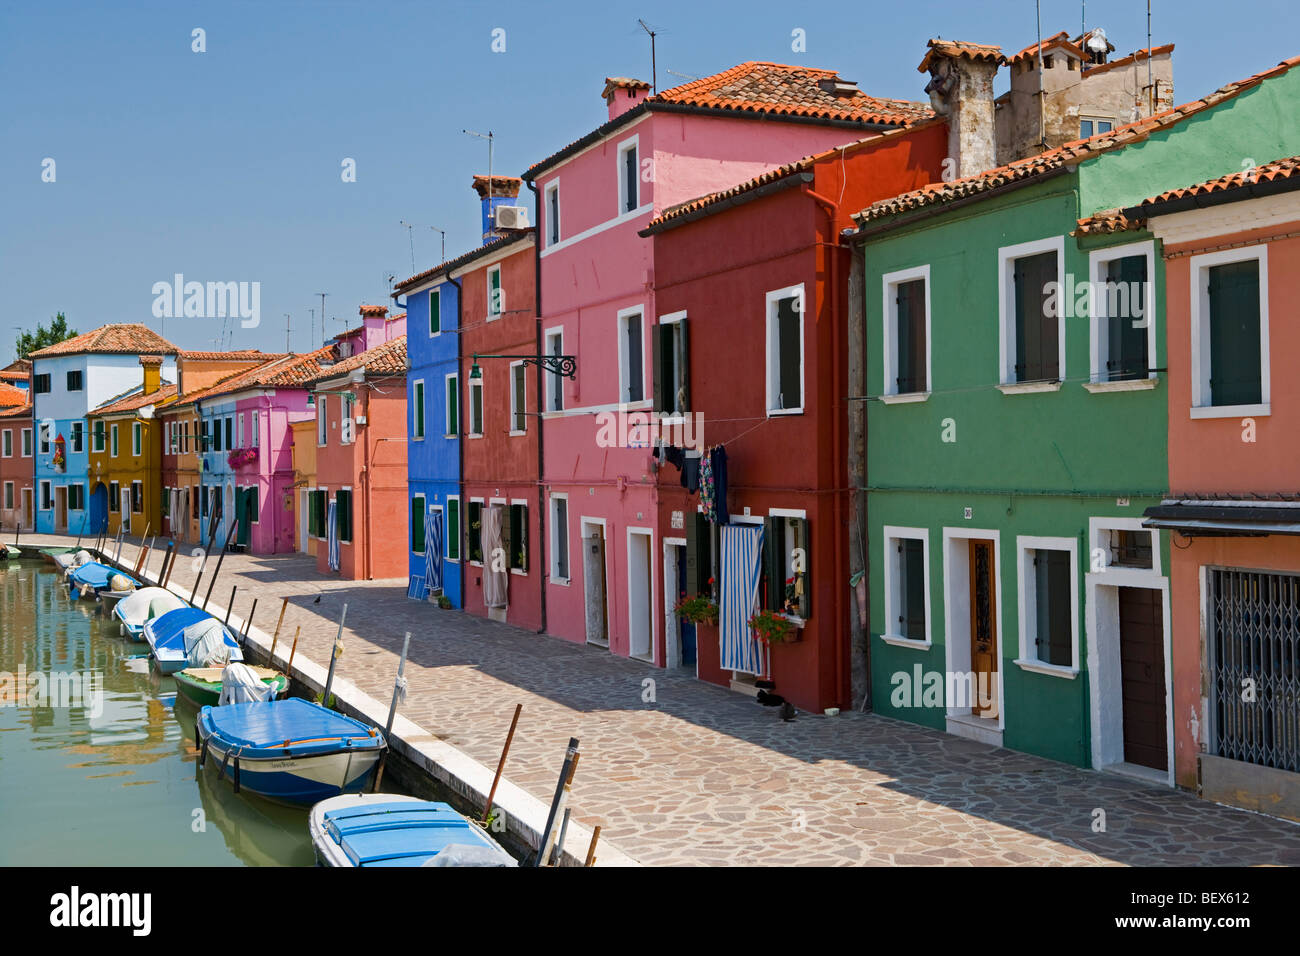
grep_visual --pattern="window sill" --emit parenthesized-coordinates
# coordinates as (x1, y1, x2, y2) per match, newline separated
(766, 407, 804, 417)
(997, 381, 1062, 395)
(1083, 377, 1159, 393)
(1190, 403, 1270, 420)
(879, 633, 932, 650)
(444, 433, 457, 439)
(467, 433, 484, 440)
(411, 436, 425, 442)
(508, 430, 526, 437)
(1013, 658, 1079, 679)
(550, 576, 570, 587)
(510, 568, 528, 576)
(879, 391, 930, 405)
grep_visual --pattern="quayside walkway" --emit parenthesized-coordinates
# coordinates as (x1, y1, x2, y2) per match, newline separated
(25, 534, 1300, 866)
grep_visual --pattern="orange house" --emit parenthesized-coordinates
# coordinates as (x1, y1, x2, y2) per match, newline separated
(1136, 157, 1300, 821)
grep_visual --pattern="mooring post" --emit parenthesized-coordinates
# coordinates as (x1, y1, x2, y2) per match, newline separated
(533, 737, 580, 867)
(191, 511, 220, 605)
(372, 631, 411, 792)
(321, 603, 347, 707)
(482, 703, 523, 825)
(549, 807, 573, 867)
(224, 586, 237, 626)
(241, 598, 257, 645)
(202, 518, 239, 610)
(584, 826, 602, 867)
(286, 625, 301, 671)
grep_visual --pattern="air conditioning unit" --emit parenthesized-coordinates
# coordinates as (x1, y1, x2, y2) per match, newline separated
(354, 415, 367, 426)
(494, 205, 530, 229)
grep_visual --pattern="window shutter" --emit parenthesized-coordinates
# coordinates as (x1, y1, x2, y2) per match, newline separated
(1107, 255, 1149, 380)
(555, 500, 568, 578)
(677, 319, 690, 412)
(1208, 260, 1262, 407)
(685, 511, 710, 597)
(1034, 550, 1072, 667)
(777, 298, 801, 408)
(651, 323, 664, 412)
(498, 504, 512, 572)
(763, 515, 784, 611)
(795, 518, 811, 619)
(446, 501, 460, 559)
(411, 499, 425, 554)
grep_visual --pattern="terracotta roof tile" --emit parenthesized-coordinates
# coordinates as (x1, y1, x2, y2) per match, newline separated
(179, 349, 283, 361)
(917, 38, 1006, 73)
(306, 336, 407, 385)
(1135, 155, 1300, 209)
(0, 369, 29, 383)
(359, 305, 388, 317)
(0, 402, 32, 420)
(27, 324, 177, 359)
(1083, 44, 1175, 79)
(394, 230, 535, 293)
(472, 174, 523, 199)
(853, 54, 1300, 229)
(1073, 208, 1144, 237)
(89, 384, 179, 417)
(170, 346, 338, 407)
(0, 382, 28, 407)
(1008, 31, 1084, 65)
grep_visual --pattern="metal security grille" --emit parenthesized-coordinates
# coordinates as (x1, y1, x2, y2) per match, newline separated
(1208, 569, 1300, 773)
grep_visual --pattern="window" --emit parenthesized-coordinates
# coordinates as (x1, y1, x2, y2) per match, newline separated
(545, 181, 560, 246)
(468, 500, 484, 563)
(108, 481, 119, 513)
(236, 413, 244, 449)
(40, 481, 51, 510)
(308, 489, 327, 538)
(410, 495, 426, 554)
(1080, 117, 1113, 138)
(110, 423, 119, 457)
(1017, 537, 1078, 673)
(3, 482, 11, 510)
(1, 430, 10, 458)
(1089, 242, 1155, 385)
(427, 287, 441, 335)
(336, 489, 352, 542)
(225, 416, 233, 450)
(68, 483, 83, 511)
(445, 496, 461, 560)
(618, 138, 639, 214)
(763, 513, 811, 619)
(67, 421, 81, 454)
(766, 285, 804, 413)
(882, 267, 930, 397)
(413, 380, 425, 439)
(212, 417, 223, 452)
(487, 265, 503, 317)
(22, 428, 32, 457)
(39, 422, 51, 455)
(469, 379, 483, 437)
(161, 487, 170, 518)
(652, 313, 689, 414)
(130, 480, 142, 514)
(445, 374, 459, 436)
(317, 396, 328, 445)
(618, 307, 645, 403)
(883, 528, 929, 644)
(550, 494, 569, 581)
(132, 422, 142, 457)
(544, 330, 564, 412)
(1191, 247, 1269, 415)
(192, 485, 200, 519)
(251, 412, 259, 449)
(508, 503, 528, 572)
(66, 370, 82, 392)
(340, 395, 354, 445)
(999, 237, 1065, 386)
(510, 362, 527, 433)
(33, 374, 50, 394)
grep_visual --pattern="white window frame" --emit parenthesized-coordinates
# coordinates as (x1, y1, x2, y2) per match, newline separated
(444, 373, 459, 437)
(550, 493, 570, 585)
(657, 310, 688, 420)
(22, 428, 33, 457)
(131, 479, 143, 514)
(617, 135, 640, 216)
(509, 361, 527, 435)
(1015, 535, 1080, 678)
(997, 235, 1067, 392)
(39, 479, 51, 511)
(70, 421, 83, 454)
(1189, 244, 1270, 419)
(765, 283, 805, 415)
(544, 180, 560, 247)
(236, 412, 244, 449)
(412, 378, 426, 440)
(1080, 115, 1113, 138)
(429, 287, 442, 337)
(509, 498, 530, 576)
(317, 395, 328, 446)
(110, 423, 119, 458)
(1086, 240, 1158, 390)
(617, 306, 647, 406)
(445, 494, 461, 562)
(880, 265, 932, 402)
(468, 496, 486, 566)
(39, 422, 51, 455)
(1, 429, 9, 458)
(410, 494, 426, 554)
(1086, 516, 1162, 582)
(543, 328, 565, 413)
(468, 378, 484, 438)
(486, 265, 503, 318)
(881, 526, 932, 648)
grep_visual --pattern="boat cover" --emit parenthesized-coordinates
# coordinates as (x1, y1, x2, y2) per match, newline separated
(69, 562, 117, 589)
(205, 698, 376, 749)
(321, 801, 515, 867)
(109, 573, 135, 592)
(181, 618, 237, 667)
(73, 550, 93, 567)
(114, 587, 185, 626)
(217, 662, 278, 705)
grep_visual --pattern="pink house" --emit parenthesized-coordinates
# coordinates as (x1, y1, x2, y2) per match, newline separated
(523, 66, 930, 666)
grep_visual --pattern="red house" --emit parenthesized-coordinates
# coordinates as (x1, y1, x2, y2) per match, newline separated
(639, 120, 949, 713)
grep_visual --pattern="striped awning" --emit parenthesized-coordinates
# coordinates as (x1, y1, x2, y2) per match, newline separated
(326, 499, 340, 571)
(719, 523, 765, 674)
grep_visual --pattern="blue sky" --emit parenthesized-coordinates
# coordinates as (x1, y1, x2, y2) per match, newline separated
(2, 0, 1295, 362)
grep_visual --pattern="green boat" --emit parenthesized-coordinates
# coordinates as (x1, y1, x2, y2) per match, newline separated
(173, 666, 290, 708)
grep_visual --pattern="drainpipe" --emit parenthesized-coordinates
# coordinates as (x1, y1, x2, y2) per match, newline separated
(444, 272, 466, 611)
(527, 179, 547, 635)
(805, 184, 850, 710)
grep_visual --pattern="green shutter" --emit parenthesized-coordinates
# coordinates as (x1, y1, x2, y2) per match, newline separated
(896, 279, 927, 393)
(1035, 550, 1072, 666)
(429, 290, 440, 335)
(1106, 255, 1149, 380)
(1015, 251, 1059, 382)
(411, 498, 425, 554)
(447, 378, 458, 435)
(901, 539, 925, 640)
(414, 382, 425, 437)
(651, 323, 664, 412)
(1208, 259, 1262, 406)
(763, 515, 784, 611)
(677, 319, 690, 412)
(447, 499, 460, 559)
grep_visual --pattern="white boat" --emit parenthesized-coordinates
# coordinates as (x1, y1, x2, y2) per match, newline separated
(113, 587, 187, 641)
(308, 793, 516, 867)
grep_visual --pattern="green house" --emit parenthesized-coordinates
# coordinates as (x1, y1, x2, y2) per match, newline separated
(849, 54, 1300, 776)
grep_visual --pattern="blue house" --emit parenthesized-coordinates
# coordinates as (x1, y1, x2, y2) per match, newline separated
(27, 325, 177, 536)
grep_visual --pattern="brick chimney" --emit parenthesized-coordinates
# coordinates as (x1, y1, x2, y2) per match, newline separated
(602, 77, 651, 122)
(918, 39, 1005, 179)
(358, 305, 388, 351)
(140, 355, 162, 395)
(472, 174, 523, 244)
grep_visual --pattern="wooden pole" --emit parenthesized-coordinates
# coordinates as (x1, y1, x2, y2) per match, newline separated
(482, 703, 523, 824)
(132, 523, 151, 572)
(270, 597, 288, 652)
(549, 806, 573, 867)
(162, 541, 177, 589)
(223, 586, 237, 625)
(242, 598, 257, 645)
(203, 517, 239, 609)
(190, 508, 221, 605)
(583, 826, 602, 867)
(286, 625, 301, 671)
(322, 603, 347, 706)
(372, 631, 411, 792)
(533, 737, 580, 867)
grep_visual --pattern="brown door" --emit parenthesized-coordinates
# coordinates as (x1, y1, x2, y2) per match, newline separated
(1119, 587, 1167, 770)
(968, 539, 998, 717)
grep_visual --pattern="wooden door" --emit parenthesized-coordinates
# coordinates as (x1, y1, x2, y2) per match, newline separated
(1119, 587, 1167, 770)
(968, 539, 998, 717)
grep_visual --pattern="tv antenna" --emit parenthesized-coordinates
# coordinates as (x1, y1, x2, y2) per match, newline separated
(463, 129, 495, 238)
(638, 19, 657, 93)
(317, 293, 328, 347)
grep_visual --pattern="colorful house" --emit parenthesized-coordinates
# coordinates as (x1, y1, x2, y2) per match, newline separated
(1134, 154, 1300, 820)
(86, 356, 175, 538)
(304, 306, 408, 580)
(639, 120, 949, 712)
(851, 49, 1300, 774)
(290, 417, 318, 556)
(523, 64, 932, 665)
(27, 324, 177, 536)
(0, 401, 34, 532)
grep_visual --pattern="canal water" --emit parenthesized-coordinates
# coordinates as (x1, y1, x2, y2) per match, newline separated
(0, 561, 317, 866)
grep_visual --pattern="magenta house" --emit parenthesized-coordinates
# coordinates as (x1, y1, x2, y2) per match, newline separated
(523, 66, 930, 666)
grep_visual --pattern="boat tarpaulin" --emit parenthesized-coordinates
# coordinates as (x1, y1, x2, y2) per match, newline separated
(182, 618, 236, 668)
(115, 587, 181, 627)
(204, 697, 375, 749)
(719, 523, 764, 674)
(217, 662, 278, 705)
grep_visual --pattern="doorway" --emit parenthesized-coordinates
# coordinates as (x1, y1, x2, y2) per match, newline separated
(120, 487, 131, 534)
(21, 488, 33, 530)
(55, 486, 68, 533)
(942, 528, 1004, 745)
(665, 541, 696, 670)
(968, 539, 998, 719)
(89, 482, 107, 534)
(1118, 586, 1168, 771)
(627, 528, 653, 661)
(582, 519, 608, 647)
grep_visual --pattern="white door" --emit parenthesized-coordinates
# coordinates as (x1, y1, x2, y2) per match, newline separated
(119, 488, 131, 534)
(627, 529, 653, 660)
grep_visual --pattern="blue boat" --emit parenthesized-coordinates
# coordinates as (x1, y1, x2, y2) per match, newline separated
(113, 587, 188, 641)
(67, 562, 138, 600)
(197, 698, 386, 806)
(144, 606, 243, 674)
(308, 794, 516, 867)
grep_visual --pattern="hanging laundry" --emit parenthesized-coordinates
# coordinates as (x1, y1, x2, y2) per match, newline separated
(681, 455, 701, 493)
(699, 452, 717, 521)
(710, 444, 729, 525)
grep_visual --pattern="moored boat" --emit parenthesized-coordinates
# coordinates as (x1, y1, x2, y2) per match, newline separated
(113, 586, 186, 641)
(196, 697, 386, 806)
(68, 562, 139, 601)
(144, 606, 243, 675)
(174, 665, 289, 708)
(308, 793, 516, 867)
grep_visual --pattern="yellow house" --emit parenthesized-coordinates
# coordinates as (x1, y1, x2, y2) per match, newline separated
(290, 417, 317, 555)
(87, 356, 176, 539)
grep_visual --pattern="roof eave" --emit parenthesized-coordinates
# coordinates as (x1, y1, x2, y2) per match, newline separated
(639, 171, 814, 236)
(1123, 170, 1300, 221)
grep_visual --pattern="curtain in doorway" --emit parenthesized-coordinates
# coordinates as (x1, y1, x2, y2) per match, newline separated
(482, 504, 507, 608)
(719, 523, 764, 674)
(326, 498, 340, 571)
(426, 509, 444, 595)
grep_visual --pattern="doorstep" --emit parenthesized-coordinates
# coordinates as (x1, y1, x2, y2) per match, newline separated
(1102, 761, 1171, 788)
(946, 713, 1003, 747)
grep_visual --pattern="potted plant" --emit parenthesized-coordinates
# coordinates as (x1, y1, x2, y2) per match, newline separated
(437, 595, 452, 609)
(674, 592, 719, 626)
(750, 608, 798, 644)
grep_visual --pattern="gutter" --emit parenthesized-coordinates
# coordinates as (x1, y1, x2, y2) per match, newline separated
(1120, 170, 1300, 221)
(527, 178, 547, 636)
(445, 271, 465, 613)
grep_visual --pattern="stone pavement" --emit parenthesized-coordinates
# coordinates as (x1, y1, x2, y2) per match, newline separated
(40, 534, 1300, 865)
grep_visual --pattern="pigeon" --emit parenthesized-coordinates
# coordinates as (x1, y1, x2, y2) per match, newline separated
(313, 594, 321, 604)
